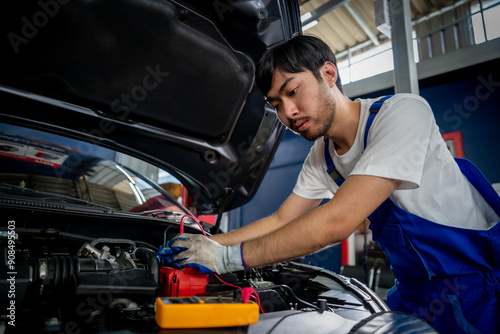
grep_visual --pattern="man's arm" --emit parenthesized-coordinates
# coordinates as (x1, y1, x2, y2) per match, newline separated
(211, 193, 322, 246)
(243, 174, 402, 267)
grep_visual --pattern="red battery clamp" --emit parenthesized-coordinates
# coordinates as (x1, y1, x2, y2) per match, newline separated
(159, 267, 209, 297)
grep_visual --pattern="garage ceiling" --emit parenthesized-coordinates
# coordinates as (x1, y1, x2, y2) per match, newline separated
(299, 0, 464, 55)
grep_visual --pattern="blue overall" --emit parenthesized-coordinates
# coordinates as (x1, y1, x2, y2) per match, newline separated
(324, 96, 500, 334)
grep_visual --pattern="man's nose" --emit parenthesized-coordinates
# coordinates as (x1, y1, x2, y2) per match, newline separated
(283, 100, 298, 120)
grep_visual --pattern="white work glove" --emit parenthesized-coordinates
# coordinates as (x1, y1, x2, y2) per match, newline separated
(170, 233, 247, 274)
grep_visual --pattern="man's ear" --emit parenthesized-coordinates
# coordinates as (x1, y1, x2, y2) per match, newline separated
(321, 62, 338, 88)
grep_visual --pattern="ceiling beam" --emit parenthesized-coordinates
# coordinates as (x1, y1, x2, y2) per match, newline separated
(344, 2, 379, 46)
(301, 0, 351, 26)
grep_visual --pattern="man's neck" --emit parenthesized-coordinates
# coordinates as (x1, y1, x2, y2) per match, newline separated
(328, 98, 361, 156)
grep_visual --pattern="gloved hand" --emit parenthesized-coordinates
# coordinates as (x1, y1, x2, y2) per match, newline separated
(169, 233, 247, 274)
(157, 236, 188, 264)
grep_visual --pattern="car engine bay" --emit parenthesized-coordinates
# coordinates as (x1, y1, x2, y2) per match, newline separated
(1, 208, 391, 334)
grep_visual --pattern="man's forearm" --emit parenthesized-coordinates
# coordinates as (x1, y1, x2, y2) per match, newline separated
(241, 175, 401, 268)
(210, 214, 281, 246)
(211, 194, 322, 247)
(241, 202, 346, 268)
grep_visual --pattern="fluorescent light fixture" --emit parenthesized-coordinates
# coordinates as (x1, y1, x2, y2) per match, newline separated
(301, 12, 312, 22)
(302, 20, 318, 31)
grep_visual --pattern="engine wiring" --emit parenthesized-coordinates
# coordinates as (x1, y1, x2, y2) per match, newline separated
(213, 274, 265, 313)
(272, 284, 320, 312)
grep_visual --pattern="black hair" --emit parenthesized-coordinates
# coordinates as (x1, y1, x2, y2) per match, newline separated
(256, 35, 343, 96)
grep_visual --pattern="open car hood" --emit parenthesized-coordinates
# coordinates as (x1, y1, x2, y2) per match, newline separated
(0, 0, 301, 214)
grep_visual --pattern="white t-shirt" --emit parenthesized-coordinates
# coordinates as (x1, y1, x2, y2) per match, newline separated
(293, 94, 499, 230)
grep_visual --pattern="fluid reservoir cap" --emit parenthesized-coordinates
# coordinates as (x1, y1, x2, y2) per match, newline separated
(317, 298, 328, 312)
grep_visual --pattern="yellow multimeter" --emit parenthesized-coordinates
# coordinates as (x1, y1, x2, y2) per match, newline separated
(155, 295, 259, 329)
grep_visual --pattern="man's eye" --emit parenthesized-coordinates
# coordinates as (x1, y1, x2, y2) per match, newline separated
(289, 88, 298, 97)
(273, 104, 281, 111)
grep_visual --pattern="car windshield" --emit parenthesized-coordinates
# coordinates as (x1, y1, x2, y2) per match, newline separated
(0, 123, 186, 215)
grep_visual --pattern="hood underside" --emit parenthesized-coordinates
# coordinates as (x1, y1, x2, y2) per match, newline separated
(0, 0, 301, 214)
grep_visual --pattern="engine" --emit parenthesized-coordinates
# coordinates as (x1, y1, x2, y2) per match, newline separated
(0, 229, 332, 333)
(1, 231, 162, 333)
(0, 228, 390, 333)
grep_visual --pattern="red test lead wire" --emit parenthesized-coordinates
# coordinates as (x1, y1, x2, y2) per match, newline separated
(241, 287, 252, 304)
(213, 276, 264, 313)
(179, 214, 207, 236)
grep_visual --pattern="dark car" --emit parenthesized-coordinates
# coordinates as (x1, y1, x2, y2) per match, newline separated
(0, 1, 436, 333)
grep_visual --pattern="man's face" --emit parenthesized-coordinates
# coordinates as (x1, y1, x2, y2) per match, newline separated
(266, 68, 336, 141)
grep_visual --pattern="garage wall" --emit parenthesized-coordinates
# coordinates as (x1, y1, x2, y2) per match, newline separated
(421, 59, 500, 184)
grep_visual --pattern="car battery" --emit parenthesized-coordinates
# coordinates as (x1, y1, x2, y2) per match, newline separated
(159, 267, 209, 297)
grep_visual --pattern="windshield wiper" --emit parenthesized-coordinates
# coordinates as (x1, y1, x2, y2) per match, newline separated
(0, 182, 117, 212)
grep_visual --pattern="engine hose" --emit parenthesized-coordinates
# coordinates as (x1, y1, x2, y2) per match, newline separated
(35, 255, 138, 290)
(134, 247, 160, 283)
(90, 311, 107, 333)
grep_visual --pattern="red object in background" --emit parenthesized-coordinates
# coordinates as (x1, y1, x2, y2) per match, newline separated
(442, 131, 464, 158)
(181, 186, 217, 226)
(159, 267, 209, 297)
(181, 186, 192, 209)
(130, 195, 180, 214)
(198, 214, 216, 225)
(341, 239, 349, 266)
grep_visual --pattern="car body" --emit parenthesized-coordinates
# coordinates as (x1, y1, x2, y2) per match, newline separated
(0, 1, 436, 333)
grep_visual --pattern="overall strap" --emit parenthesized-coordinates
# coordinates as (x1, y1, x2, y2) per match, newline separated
(324, 138, 344, 186)
(364, 94, 393, 149)
(324, 95, 393, 186)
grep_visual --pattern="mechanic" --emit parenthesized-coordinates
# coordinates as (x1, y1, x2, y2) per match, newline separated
(166, 35, 500, 334)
